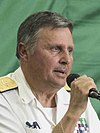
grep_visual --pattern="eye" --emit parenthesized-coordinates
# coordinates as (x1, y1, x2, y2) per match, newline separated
(51, 46, 61, 52)
(68, 48, 73, 55)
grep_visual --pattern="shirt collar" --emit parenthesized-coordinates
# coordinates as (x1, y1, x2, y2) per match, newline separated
(12, 67, 36, 104)
(56, 87, 70, 105)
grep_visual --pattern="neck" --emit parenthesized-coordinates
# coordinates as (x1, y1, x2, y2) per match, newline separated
(32, 88, 57, 108)
(21, 66, 58, 108)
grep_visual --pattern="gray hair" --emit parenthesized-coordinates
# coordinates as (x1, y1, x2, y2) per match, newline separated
(16, 11, 73, 59)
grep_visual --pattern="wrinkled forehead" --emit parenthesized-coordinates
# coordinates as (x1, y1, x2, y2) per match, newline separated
(36, 27, 74, 48)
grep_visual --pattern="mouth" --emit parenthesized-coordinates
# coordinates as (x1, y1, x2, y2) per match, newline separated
(54, 69, 67, 75)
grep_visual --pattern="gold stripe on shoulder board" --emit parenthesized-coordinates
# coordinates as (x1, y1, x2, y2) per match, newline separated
(0, 77, 17, 92)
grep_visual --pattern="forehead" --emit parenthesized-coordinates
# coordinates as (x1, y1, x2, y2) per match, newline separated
(39, 27, 72, 39)
(39, 27, 71, 36)
(37, 27, 74, 47)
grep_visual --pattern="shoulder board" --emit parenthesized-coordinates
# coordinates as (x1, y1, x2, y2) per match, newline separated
(0, 77, 17, 92)
(64, 84, 71, 92)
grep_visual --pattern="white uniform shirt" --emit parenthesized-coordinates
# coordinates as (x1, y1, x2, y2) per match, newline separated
(0, 67, 100, 133)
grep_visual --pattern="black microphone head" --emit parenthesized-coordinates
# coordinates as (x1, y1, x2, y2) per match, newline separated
(67, 73, 80, 87)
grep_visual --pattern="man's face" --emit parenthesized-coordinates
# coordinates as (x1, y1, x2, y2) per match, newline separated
(26, 27, 74, 89)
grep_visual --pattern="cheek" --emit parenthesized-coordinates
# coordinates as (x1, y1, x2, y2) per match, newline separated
(38, 51, 56, 66)
(67, 57, 73, 73)
(44, 59, 56, 70)
(69, 59, 73, 71)
(33, 50, 58, 73)
(70, 57, 73, 65)
(43, 58, 58, 76)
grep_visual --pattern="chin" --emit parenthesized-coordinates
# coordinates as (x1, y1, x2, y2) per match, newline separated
(50, 76, 66, 88)
(56, 81, 66, 88)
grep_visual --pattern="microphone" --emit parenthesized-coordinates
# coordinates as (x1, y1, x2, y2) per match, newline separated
(67, 74, 100, 101)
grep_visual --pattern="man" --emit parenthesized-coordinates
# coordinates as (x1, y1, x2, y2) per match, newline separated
(0, 11, 100, 133)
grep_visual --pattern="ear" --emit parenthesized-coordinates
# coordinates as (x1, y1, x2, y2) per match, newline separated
(17, 42, 28, 61)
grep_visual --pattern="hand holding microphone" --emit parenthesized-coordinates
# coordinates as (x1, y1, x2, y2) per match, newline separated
(67, 74, 100, 101)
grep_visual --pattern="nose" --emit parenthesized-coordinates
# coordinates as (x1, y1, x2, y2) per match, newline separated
(59, 51, 70, 65)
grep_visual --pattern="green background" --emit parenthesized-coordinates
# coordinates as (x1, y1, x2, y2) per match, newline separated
(0, 0, 100, 119)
